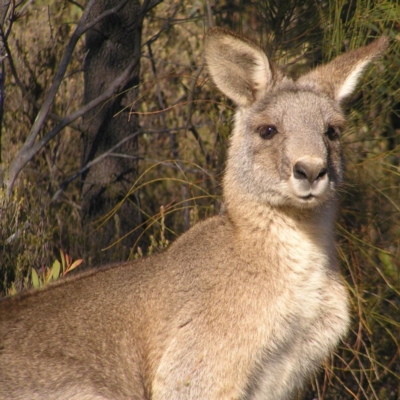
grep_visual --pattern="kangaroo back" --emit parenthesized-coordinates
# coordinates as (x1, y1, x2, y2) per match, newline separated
(0, 29, 388, 400)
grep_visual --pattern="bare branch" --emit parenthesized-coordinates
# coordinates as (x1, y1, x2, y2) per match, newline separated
(51, 123, 215, 203)
(180, 0, 214, 163)
(21, 0, 96, 150)
(0, 0, 12, 169)
(67, 0, 84, 11)
(51, 128, 143, 202)
(0, 23, 24, 91)
(140, 0, 166, 17)
(0, 26, 82, 131)
(14, 0, 132, 151)
(5, 0, 165, 194)
(0, 1, 11, 27)
(204, 0, 214, 28)
(185, 61, 209, 163)
(13, 0, 34, 24)
(4, 0, 137, 194)
(141, 1, 181, 48)
(6, 52, 140, 195)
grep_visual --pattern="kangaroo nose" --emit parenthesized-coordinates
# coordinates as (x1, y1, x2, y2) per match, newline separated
(293, 160, 327, 183)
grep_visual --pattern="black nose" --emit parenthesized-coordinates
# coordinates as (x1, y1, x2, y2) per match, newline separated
(293, 161, 327, 183)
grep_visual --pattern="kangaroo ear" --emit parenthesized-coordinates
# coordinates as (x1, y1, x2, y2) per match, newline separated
(297, 37, 389, 103)
(204, 28, 273, 107)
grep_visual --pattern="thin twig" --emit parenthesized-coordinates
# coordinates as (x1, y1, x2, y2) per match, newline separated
(6, 0, 164, 195)
(6, 52, 140, 195)
(67, 0, 84, 10)
(22, 0, 96, 150)
(51, 122, 216, 203)
(204, 0, 214, 28)
(51, 128, 144, 202)
(185, 61, 209, 163)
(0, 23, 82, 132)
(141, 0, 181, 48)
(21, 0, 130, 148)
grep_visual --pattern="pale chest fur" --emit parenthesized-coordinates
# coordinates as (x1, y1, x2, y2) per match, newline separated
(235, 212, 350, 399)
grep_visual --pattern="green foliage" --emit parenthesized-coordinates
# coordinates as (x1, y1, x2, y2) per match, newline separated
(0, 182, 56, 294)
(0, 1, 85, 294)
(5, 249, 83, 295)
(30, 250, 83, 290)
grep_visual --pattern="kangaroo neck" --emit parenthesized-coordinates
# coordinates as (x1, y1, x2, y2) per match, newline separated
(224, 185, 337, 248)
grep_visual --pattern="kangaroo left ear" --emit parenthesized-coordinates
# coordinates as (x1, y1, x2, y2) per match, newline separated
(204, 27, 273, 107)
(297, 37, 389, 103)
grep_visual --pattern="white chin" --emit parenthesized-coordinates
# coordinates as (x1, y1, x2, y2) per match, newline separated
(288, 195, 326, 209)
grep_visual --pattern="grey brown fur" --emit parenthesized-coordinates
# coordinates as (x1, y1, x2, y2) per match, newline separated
(0, 28, 388, 400)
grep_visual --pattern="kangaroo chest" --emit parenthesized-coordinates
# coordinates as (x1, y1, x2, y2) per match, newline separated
(243, 240, 349, 399)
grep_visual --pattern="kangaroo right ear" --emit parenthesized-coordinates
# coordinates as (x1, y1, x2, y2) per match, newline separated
(204, 28, 273, 107)
(297, 36, 389, 103)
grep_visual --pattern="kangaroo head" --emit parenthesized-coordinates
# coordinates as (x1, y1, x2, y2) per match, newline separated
(205, 28, 388, 212)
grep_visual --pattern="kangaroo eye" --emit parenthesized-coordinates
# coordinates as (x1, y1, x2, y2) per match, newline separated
(258, 125, 278, 140)
(326, 125, 340, 140)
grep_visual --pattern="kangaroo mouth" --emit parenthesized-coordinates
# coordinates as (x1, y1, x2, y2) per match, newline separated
(301, 194, 314, 200)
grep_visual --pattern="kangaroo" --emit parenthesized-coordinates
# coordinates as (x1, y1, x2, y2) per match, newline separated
(0, 28, 388, 400)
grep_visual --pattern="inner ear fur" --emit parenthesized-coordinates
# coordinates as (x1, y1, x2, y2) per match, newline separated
(204, 28, 274, 107)
(297, 36, 389, 103)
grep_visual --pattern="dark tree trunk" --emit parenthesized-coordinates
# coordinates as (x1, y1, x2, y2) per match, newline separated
(82, 0, 142, 265)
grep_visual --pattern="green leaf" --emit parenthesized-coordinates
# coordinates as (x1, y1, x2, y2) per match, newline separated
(52, 260, 61, 281)
(379, 252, 396, 280)
(60, 249, 66, 274)
(31, 269, 40, 289)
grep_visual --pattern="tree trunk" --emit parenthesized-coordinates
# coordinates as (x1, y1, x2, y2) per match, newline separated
(82, 0, 142, 265)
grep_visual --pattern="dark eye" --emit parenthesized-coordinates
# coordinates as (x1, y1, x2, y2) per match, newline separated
(257, 125, 278, 140)
(326, 125, 340, 140)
